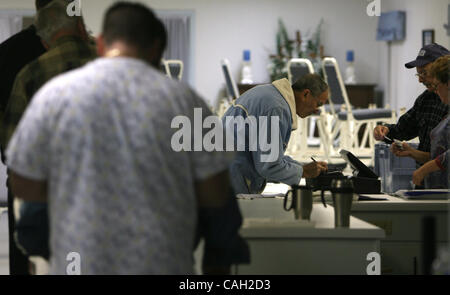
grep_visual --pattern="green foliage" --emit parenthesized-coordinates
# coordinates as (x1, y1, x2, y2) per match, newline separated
(306, 19, 324, 57)
(268, 18, 324, 81)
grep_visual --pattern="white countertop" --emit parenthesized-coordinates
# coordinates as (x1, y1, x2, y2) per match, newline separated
(261, 182, 450, 212)
(352, 194, 450, 212)
(238, 198, 385, 239)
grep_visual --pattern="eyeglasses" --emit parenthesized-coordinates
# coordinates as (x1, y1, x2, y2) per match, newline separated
(415, 71, 428, 78)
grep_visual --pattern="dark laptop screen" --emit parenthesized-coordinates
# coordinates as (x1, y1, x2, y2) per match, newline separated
(339, 149, 378, 179)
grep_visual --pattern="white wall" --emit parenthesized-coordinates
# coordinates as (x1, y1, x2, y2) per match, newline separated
(378, 0, 450, 112)
(0, 0, 382, 108)
(146, 0, 382, 108)
(0, 0, 448, 111)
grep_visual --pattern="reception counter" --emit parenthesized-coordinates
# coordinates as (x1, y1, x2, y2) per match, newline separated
(351, 194, 449, 275)
(230, 183, 449, 275)
(235, 198, 385, 275)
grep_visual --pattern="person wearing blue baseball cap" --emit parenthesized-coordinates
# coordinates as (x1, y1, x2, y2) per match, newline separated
(411, 55, 450, 188)
(373, 43, 450, 171)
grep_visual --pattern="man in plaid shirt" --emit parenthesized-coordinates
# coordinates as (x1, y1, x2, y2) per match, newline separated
(1, 1, 96, 148)
(373, 43, 449, 155)
(0, 0, 96, 271)
(0, 0, 53, 276)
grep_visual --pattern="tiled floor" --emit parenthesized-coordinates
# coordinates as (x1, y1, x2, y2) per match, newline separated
(0, 208, 9, 275)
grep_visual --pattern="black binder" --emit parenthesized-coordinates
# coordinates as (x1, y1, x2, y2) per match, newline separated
(306, 150, 381, 194)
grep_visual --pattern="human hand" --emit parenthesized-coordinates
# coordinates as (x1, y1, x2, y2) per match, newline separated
(303, 161, 328, 178)
(373, 125, 389, 141)
(390, 142, 414, 158)
(412, 168, 426, 186)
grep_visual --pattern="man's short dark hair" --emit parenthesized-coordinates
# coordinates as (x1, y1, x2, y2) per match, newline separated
(102, 2, 167, 53)
(292, 74, 328, 98)
(35, 0, 54, 10)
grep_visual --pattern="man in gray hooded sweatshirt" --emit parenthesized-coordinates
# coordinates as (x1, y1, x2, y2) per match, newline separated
(223, 74, 329, 194)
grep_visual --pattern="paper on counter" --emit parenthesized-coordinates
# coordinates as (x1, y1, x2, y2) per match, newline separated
(236, 182, 290, 199)
(237, 193, 285, 199)
(262, 183, 290, 195)
(394, 189, 449, 200)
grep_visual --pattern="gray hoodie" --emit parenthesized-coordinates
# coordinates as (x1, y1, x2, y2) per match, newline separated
(222, 78, 303, 194)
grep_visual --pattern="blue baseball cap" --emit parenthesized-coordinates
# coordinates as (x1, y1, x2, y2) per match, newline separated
(404, 43, 450, 68)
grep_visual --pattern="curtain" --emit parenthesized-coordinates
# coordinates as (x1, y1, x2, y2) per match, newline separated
(0, 15, 23, 44)
(160, 15, 190, 83)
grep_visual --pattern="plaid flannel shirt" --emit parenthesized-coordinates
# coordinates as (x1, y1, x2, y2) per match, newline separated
(386, 90, 449, 153)
(0, 35, 96, 149)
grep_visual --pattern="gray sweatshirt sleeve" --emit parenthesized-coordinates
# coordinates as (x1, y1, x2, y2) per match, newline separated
(251, 107, 303, 185)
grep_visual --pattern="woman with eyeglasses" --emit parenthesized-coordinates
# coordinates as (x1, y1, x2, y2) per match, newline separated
(391, 55, 449, 188)
(411, 55, 450, 188)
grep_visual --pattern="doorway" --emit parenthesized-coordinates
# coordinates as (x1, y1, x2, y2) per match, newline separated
(156, 10, 195, 87)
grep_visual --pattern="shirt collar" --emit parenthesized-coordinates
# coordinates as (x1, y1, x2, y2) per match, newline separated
(272, 78, 298, 130)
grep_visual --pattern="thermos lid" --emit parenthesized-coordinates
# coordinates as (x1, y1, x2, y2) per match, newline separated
(331, 178, 354, 193)
(291, 184, 312, 190)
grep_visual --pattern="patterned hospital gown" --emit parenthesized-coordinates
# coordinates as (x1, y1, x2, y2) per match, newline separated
(6, 57, 232, 274)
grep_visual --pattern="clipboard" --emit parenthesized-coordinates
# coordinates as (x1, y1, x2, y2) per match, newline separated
(394, 189, 449, 200)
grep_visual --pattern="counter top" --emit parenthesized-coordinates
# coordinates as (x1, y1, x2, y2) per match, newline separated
(352, 194, 449, 212)
(238, 198, 385, 239)
(260, 182, 449, 212)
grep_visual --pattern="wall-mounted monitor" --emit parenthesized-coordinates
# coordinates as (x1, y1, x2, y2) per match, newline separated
(376, 11, 406, 41)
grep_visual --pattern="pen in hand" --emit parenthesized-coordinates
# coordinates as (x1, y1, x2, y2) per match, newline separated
(311, 157, 329, 175)
(311, 157, 327, 174)
(384, 135, 394, 144)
